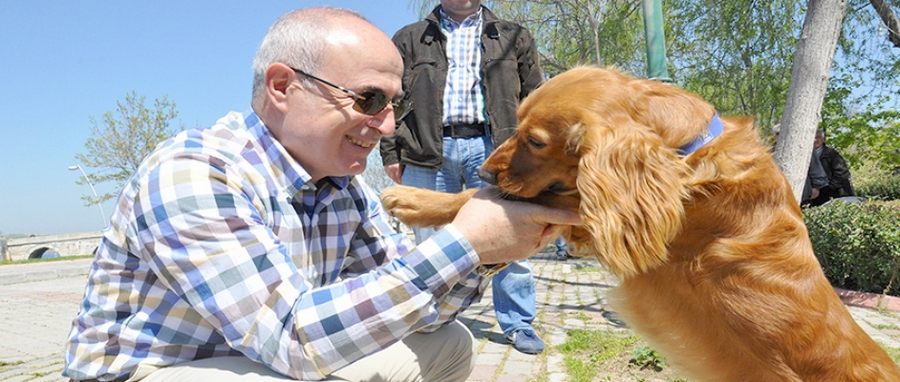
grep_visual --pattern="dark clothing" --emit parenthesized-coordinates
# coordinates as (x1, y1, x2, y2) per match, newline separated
(802, 153, 829, 205)
(379, 6, 543, 169)
(811, 145, 855, 206)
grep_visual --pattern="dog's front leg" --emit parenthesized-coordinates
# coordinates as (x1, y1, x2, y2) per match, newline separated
(380, 186, 477, 227)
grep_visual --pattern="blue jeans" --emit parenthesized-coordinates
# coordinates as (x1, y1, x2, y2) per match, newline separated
(554, 237, 569, 255)
(401, 135, 537, 337)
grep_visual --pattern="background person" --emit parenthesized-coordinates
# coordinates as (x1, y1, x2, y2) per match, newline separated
(379, 0, 547, 355)
(801, 149, 829, 206)
(810, 128, 855, 206)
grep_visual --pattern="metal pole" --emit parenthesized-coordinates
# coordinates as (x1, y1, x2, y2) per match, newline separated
(0, 238, 8, 261)
(642, 0, 672, 81)
(69, 164, 107, 227)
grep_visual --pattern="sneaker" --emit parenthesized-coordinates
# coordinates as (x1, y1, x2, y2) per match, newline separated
(556, 249, 570, 260)
(506, 328, 545, 354)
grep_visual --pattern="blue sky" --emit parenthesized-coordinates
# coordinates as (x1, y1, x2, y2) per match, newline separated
(0, 1, 424, 235)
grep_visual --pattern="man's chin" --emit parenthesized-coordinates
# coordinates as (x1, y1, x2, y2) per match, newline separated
(344, 162, 367, 177)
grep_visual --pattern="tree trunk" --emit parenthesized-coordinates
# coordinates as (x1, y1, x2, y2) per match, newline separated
(773, 0, 847, 202)
(870, 0, 900, 48)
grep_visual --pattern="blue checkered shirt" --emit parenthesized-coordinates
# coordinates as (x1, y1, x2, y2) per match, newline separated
(440, 7, 485, 126)
(63, 111, 488, 381)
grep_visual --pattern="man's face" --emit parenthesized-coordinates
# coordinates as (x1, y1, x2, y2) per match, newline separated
(814, 132, 825, 149)
(276, 23, 402, 181)
(440, 0, 481, 18)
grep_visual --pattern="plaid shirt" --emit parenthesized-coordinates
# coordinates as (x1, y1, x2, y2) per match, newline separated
(64, 111, 488, 381)
(440, 7, 485, 126)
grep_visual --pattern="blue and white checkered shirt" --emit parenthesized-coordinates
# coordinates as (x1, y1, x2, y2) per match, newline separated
(63, 111, 488, 381)
(440, 7, 485, 126)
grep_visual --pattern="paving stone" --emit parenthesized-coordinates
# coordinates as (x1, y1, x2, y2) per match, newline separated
(501, 360, 537, 375)
(467, 364, 496, 381)
(473, 352, 504, 366)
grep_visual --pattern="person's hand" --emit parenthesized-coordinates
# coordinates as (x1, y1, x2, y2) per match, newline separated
(811, 188, 820, 200)
(449, 187, 581, 264)
(384, 164, 403, 184)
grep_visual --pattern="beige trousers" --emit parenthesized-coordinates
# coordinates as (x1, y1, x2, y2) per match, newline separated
(132, 320, 475, 382)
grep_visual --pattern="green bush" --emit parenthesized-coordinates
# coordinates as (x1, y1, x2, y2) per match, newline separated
(803, 200, 900, 296)
(857, 174, 900, 200)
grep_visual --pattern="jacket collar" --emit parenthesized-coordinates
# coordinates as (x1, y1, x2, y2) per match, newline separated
(424, 5, 501, 42)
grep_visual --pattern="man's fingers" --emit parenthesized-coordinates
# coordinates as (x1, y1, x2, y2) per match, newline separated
(533, 207, 581, 226)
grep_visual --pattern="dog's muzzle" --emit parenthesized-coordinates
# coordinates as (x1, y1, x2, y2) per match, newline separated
(478, 168, 497, 185)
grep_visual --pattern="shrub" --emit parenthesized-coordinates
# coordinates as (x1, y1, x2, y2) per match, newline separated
(803, 201, 900, 295)
(857, 174, 900, 201)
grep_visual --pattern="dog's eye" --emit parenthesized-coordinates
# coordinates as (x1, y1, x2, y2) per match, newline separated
(527, 136, 546, 149)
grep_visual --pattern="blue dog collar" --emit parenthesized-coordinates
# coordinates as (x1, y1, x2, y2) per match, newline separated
(678, 113, 724, 156)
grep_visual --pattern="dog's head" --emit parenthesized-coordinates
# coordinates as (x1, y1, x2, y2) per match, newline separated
(482, 67, 718, 277)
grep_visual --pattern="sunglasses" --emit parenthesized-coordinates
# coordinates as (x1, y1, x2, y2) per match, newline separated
(291, 67, 408, 117)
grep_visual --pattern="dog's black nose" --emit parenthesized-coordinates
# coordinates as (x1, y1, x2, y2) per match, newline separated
(547, 181, 565, 192)
(478, 168, 497, 185)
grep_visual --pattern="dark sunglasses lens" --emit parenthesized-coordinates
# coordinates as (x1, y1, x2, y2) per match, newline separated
(393, 98, 410, 119)
(356, 92, 390, 115)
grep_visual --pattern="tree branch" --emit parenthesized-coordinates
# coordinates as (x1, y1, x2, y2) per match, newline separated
(870, 0, 900, 47)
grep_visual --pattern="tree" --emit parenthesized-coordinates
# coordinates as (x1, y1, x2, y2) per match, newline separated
(666, 0, 805, 130)
(74, 92, 180, 206)
(410, 0, 648, 76)
(774, 0, 848, 201)
(869, 0, 900, 48)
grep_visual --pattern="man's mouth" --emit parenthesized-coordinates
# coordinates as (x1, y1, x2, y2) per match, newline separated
(346, 136, 375, 149)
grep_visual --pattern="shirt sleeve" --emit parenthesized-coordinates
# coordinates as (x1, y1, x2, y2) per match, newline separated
(342, 182, 489, 331)
(133, 153, 482, 380)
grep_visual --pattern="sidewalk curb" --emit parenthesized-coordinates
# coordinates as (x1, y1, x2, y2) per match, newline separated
(0, 259, 91, 286)
(835, 287, 900, 313)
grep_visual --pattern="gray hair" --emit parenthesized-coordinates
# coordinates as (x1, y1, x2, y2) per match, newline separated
(250, 7, 368, 105)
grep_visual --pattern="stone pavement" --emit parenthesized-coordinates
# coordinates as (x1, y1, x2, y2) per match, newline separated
(2, 254, 899, 382)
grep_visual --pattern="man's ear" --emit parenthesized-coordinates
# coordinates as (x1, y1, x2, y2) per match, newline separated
(265, 64, 296, 112)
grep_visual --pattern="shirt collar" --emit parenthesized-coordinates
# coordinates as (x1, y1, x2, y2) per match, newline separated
(243, 112, 350, 196)
(439, 6, 483, 30)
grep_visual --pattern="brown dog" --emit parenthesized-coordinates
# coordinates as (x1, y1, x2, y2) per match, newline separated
(381, 67, 900, 381)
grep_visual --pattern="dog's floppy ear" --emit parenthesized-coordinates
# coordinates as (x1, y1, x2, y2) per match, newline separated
(575, 118, 688, 278)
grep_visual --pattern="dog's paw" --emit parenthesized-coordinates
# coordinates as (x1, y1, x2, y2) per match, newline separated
(380, 186, 427, 223)
(380, 186, 462, 227)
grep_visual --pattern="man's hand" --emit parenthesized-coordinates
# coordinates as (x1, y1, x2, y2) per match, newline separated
(449, 187, 581, 264)
(811, 187, 820, 200)
(384, 164, 403, 184)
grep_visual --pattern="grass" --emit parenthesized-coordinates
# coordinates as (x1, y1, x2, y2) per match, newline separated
(556, 328, 693, 381)
(0, 360, 24, 367)
(0, 254, 93, 266)
(881, 344, 900, 363)
(574, 262, 604, 273)
(873, 323, 900, 331)
(573, 311, 592, 323)
(557, 329, 639, 382)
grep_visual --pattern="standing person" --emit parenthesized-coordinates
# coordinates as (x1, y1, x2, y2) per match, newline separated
(811, 128, 855, 206)
(801, 148, 829, 206)
(62, 7, 578, 382)
(380, 0, 547, 354)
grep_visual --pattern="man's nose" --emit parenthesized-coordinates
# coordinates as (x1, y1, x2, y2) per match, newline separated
(368, 110, 396, 136)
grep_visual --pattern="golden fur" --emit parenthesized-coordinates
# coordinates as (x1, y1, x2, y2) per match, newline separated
(380, 67, 900, 381)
